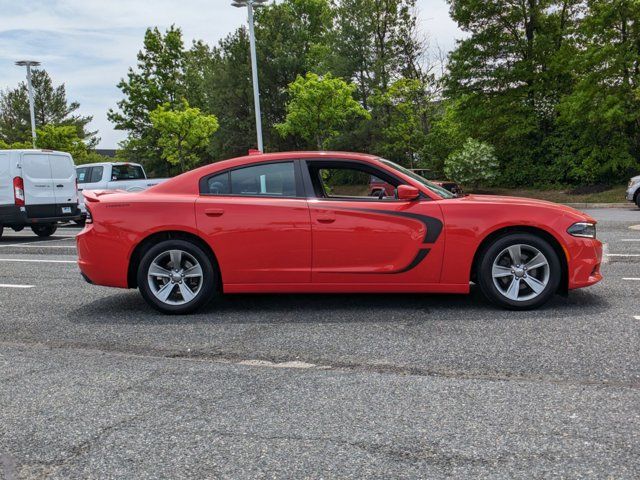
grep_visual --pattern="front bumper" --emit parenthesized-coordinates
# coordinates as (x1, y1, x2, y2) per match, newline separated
(568, 238, 603, 290)
(626, 185, 638, 202)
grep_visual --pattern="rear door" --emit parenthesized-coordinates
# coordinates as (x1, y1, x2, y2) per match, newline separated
(0, 152, 11, 206)
(49, 153, 77, 207)
(21, 152, 55, 211)
(195, 160, 312, 285)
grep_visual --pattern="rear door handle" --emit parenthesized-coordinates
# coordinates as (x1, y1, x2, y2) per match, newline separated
(56, 184, 64, 188)
(204, 208, 224, 217)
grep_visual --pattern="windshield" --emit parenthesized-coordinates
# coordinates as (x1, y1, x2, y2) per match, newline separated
(111, 164, 145, 181)
(379, 159, 456, 199)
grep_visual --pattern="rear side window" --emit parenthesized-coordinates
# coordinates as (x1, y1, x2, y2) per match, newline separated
(77, 167, 89, 184)
(90, 166, 103, 183)
(111, 164, 144, 181)
(202, 162, 297, 197)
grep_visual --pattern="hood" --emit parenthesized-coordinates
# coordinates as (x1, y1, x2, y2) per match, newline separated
(455, 194, 596, 222)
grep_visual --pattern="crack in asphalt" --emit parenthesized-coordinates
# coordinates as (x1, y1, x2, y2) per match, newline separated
(1, 340, 638, 390)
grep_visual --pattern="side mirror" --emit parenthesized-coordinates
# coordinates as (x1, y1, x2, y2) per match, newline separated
(396, 184, 420, 200)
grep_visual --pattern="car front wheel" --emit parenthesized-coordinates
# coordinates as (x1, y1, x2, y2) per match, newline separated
(137, 239, 217, 314)
(478, 233, 561, 310)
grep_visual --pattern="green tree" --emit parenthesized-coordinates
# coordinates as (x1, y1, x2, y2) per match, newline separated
(35, 124, 89, 161)
(445, 0, 582, 184)
(109, 26, 186, 171)
(444, 138, 499, 189)
(276, 73, 370, 149)
(554, 0, 640, 183)
(373, 78, 435, 168)
(150, 101, 219, 173)
(0, 69, 97, 146)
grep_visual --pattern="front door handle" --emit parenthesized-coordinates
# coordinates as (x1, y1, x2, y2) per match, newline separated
(204, 208, 225, 217)
(316, 216, 335, 223)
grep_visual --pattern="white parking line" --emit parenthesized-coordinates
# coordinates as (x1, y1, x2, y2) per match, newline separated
(635, 316, 640, 320)
(621, 239, 640, 242)
(606, 254, 640, 257)
(0, 258, 76, 264)
(623, 278, 640, 281)
(0, 284, 34, 289)
(0, 245, 75, 249)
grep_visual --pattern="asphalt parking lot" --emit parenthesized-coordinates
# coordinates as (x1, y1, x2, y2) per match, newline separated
(1, 208, 639, 479)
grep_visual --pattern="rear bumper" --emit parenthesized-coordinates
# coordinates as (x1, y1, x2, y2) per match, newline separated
(568, 238, 603, 289)
(77, 224, 130, 288)
(0, 204, 82, 225)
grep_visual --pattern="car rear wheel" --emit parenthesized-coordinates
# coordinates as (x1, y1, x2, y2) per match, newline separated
(478, 233, 561, 310)
(137, 239, 217, 314)
(31, 224, 58, 237)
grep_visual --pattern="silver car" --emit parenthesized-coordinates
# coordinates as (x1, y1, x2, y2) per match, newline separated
(627, 175, 640, 207)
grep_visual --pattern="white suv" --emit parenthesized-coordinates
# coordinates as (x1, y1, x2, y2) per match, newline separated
(627, 175, 640, 208)
(0, 149, 81, 237)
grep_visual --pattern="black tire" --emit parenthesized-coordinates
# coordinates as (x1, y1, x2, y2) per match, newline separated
(31, 224, 58, 237)
(137, 239, 218, 314)
(477, 233, 561, 310)
(0, 225, 3, 238)
(635, 192, 640, 209)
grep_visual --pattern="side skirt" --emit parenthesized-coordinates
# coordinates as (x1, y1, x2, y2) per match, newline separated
(223, 283, 470, 294)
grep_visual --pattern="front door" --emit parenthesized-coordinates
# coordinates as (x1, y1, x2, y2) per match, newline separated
(195, 161, 312, 285)
(303, 160, 445, 284)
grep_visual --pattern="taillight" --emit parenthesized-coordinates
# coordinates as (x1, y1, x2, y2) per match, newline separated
(13, 177, 25, 206)
(85, 206, 93, 224)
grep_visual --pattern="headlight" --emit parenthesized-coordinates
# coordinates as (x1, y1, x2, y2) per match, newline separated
(567, 222, 596, 239)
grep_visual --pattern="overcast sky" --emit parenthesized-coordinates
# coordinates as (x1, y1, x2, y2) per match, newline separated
(0, 0, 463, 148)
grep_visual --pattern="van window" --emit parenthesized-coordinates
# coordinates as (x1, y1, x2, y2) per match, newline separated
(49, 155, 74, 178)
(112, 164, 144, 181)
(77, 167, 89, 183)
(90, 166, 104, 183)
(22, 154, 51, 179)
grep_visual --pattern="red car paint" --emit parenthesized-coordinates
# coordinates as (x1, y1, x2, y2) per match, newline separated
(77, 151, 602, 295)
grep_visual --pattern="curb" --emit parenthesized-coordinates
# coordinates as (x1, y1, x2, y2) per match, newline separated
(563, 203, 632, 209)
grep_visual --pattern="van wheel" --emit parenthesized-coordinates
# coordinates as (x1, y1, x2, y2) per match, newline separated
(137, 239, 218, 314)
(477, 233, 561, 310)
(0, 225, 3, 238)
(31, 224, 58, 237)
(74, 219, 86, 227)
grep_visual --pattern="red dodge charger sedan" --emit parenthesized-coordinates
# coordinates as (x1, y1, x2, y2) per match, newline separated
(77, 151, 603, 314)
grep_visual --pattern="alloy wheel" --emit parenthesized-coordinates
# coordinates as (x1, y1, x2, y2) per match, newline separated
(147, 249, 203, 305)
(491, 244, 550, 302)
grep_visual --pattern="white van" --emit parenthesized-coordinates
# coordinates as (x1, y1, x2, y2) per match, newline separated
(0, 149, 81, 238)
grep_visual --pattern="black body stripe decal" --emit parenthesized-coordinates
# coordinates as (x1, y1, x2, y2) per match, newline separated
(324, 207, 443, 274)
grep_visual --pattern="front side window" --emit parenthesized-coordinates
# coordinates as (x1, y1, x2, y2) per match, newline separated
(379, 159, 455, 199)
(90, 166, 103, 183)
(111, 164, 144, 181)
(202, 162, 297, 197)
(309, 163, 399, 200)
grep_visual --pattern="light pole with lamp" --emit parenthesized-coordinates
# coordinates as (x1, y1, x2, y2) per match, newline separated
(232, 0, 267, 152)
(15, 60, 41, 148)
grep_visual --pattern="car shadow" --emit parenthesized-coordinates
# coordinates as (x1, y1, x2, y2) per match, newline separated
(69, 286, 610, 326)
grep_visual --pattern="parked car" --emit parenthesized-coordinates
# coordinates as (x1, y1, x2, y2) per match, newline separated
(76, 162, 168, 219)
(78, 151, 602, 314)
(369, 170, 463, 198)
(626, 175, 640, 207)
(0, 149, 82, 238)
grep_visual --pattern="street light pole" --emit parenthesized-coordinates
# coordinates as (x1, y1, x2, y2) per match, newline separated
(15, 60, 41, 148)
(232, 0, 267, 152)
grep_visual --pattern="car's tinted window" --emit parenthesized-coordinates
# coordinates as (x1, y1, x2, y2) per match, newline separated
(207, 172, 230, 194)
(311, 164, 397, 200)
(111, 164, 144, 181)
(90, 166, 103, 183)
(230, 162, 296, 196)
(77, 167, 89, 184)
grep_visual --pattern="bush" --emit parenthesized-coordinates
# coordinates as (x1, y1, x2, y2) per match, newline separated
(444, 138, 499, 189)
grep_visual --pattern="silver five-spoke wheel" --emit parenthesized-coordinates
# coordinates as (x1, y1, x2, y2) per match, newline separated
(147, 249, 203, 305)
(491, 244, 550, 302)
